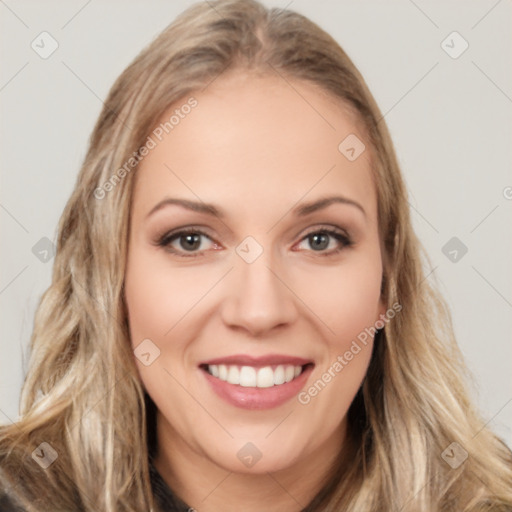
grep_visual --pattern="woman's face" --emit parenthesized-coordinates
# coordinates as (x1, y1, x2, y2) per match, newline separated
(125, 71, 385, 475)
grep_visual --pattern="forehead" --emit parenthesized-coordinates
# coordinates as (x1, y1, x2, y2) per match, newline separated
(133, 71, 377, 223)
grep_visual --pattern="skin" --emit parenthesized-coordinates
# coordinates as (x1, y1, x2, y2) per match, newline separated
(124, 70, 386, 512)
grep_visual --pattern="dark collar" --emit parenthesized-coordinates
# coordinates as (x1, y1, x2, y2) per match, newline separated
(149, 459, 193, 512)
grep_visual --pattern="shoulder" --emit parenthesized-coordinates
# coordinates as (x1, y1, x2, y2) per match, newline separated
(0, 490, 26, 512)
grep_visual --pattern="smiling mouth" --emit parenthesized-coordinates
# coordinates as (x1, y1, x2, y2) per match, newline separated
(199, 363, 314, 388)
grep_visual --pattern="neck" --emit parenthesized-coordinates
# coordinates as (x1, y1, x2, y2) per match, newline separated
(154, 413, 348, 512)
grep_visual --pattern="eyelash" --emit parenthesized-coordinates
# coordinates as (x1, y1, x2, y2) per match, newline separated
(155, 225, 353, 258)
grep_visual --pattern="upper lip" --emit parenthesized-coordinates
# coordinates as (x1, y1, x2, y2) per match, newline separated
(199, 354, 313, 367)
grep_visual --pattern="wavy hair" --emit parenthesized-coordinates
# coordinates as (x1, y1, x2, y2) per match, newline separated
(1, 1, 511, 510)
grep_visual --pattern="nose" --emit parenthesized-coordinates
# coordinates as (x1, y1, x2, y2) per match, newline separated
(220, 250, 298, 337)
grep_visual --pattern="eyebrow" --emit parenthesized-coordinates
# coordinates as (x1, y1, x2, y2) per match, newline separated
(146, 195, 366, 219)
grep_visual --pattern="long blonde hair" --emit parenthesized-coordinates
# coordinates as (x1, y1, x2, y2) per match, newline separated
(1, 1, 511, 510)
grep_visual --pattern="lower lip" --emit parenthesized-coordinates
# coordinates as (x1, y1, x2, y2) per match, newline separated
(200, 365, 314, 410)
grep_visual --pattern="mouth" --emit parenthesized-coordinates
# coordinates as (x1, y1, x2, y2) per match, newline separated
(198, 354, 315, 410)
(199, 362, 313, 387)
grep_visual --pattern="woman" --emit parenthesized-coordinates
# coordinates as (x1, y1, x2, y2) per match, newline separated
(1, 1, 511, 511)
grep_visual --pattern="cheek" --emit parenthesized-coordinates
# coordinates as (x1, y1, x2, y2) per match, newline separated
(124, 247, 192, 405)
(292, 249, 383, 345)
(124, 244, 225, 404)
(125, 262, 170, 347)
(124, 247, 208, 346)
(295, 252, 382, 429)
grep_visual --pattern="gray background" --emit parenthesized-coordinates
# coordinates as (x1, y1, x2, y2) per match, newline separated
(1, 1, 511, 447)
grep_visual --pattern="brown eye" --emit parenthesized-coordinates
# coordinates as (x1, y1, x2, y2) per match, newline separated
(296, 228, 352, 255)
(158, 229, 219, 257)
(177, 233, 202, 251)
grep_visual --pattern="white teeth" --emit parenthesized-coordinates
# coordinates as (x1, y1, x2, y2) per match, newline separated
(206, 364, 304, 388)
(239, 366, 256, 387)
(218, 364, 228, 380)
(257, 367, 274, 388)
(227, 366, 240, 385)
(273, 365, 285, 385)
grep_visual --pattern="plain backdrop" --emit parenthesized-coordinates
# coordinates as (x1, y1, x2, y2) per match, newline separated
(1, 0, 511, 448)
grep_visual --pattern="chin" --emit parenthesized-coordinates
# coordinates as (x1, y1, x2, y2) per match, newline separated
(213, 449, 300, 475)
(197, 431, 312, 475)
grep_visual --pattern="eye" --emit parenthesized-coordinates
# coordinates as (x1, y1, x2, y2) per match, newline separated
(156, 228, 220, 257)
(295, 227, 353, 255)
(155, 225, 353, 258)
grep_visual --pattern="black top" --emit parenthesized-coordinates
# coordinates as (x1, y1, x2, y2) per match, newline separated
(145, 392, 193, 511)
(149, 459, 193, 512)
(0, 461, 191, 512)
